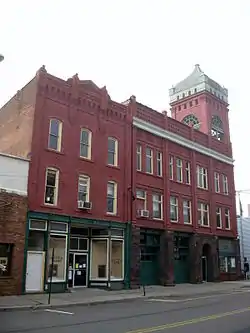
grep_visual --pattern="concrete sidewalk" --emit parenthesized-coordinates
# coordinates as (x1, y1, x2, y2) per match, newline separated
(0, 281, 249, 312)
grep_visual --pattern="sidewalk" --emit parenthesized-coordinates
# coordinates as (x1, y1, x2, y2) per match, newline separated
(0, 281, 249, 312)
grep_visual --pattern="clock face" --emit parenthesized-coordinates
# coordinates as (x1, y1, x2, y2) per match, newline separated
(182, 114, 200, 129)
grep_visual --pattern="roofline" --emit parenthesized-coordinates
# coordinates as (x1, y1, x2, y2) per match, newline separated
(0, 152, 30, 162)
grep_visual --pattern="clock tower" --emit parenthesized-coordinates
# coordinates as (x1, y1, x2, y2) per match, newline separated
(169, 65, 230, 144)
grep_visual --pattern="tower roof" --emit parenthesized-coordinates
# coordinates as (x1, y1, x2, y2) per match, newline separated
(169, 64, 228, 104)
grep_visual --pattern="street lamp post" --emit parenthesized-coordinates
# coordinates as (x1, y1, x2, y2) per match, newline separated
(0, 54, 4, 62)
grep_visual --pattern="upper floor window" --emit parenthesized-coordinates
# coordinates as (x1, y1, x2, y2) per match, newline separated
(78, 175, 90, 202)
(222, 175, 229, 195)
(170, 196, 178, 222)
(108, 137, 118, 166)
(136, 189, 147, 211)
(176, 158, 183, 183)
(214, 172, 220, 193)
(198, 202, 209, 226)
(216, 207, 222, 228)
(197, 166, 208, 189)
(152, 194, 163, 220)
(80, 128, 92, 159)
(48, 119, 62, 152)
(107, 181, 117, 214)
(183, 200, 192, 224)
(185, 162, 191, 184)
(225, 208, 230, 229)
(169, 156, 174, 180)
(146, 147, 153, 174)
(136, 144, 142, 171)
(44, 168, 59, 206)
(156, 152, 163, 177)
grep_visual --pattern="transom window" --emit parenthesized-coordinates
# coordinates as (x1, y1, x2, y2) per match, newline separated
(107, 181, 117, 214)
(152, 194, 163, 220)
(78, 175, 90, 202)
(108, 137, 118, 166)
(197, 166, 208, 189)
(44, 168, 59, 205)
(146, 147, 153, 174)
(198, 202, 209, 226)
(48, 119, 62, 151)
(80, 128, 92, 159)
(170, 196, 178, 222)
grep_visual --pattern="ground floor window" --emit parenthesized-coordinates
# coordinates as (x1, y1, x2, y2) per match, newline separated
(111, 240, 123, 279)
(48, 235, 67, 282)
(220, 256, 236, 273)
(0, 243, 13, 276)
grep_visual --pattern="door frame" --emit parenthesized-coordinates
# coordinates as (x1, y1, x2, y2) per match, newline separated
(25, 251, 45, 292)
(73, 252, 88, 288)
(201, 255, 207, 282)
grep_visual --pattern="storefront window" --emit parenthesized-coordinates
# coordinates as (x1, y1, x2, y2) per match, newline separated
(48, 235, 67, 282)
(91, 239, 108, 279)
(220, 256, 236, 273)
(28, 231, 44, 251)
(111, 240, 123, 280)
(0, 243, 13, 276)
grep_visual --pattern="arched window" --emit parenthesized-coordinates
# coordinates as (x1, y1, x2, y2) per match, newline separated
(211, 115, 224, 141)
(182, 114, 200, 129)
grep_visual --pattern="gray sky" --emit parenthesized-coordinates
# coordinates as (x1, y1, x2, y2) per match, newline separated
(1, 0, 249, 212)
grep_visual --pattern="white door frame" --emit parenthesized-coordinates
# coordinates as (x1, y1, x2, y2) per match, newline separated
(73, 252, 88, 288)
(26, 251, 45, 292)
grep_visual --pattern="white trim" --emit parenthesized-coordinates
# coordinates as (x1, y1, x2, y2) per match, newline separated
(73, 252, 88, 287)
(133, 117, 234, 165)
(0, 152, 29, 162)
(0, 187, 27, 196)
(90, 238, 109, 281)
(110, 238, 124, 281)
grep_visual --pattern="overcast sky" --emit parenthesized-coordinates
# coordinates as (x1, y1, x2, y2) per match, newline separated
(1, 0, 249, 213)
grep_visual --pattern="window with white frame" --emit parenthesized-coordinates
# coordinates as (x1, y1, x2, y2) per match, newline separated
(136, 189, 147, 210)
(156, 152, 163, 177)
(107, 181, 117, 214)
(170, 196, 178, 222)
(225, 208, 230, 229)
(146, 147, 153, 174)
(80, 128, 92, 159)
(198, 202, 209, 226)
(185, 162, 191, 184)
(169, 156, 173, 180)
(136, 144, 142, 171)
(222, 175, 229, 195)
(183, 200, 192, 224)
(108, 137, 118, 166)
(176, 158, 183, 182)
(78, 175, 90, 202)
(48, 119, 62, 152)
(214, 172, 220, 193)
(152, 193, 163, 219)
(197, 166, 208, 189)
(44, 168, 59, 205)
(216, 207, 222, 228)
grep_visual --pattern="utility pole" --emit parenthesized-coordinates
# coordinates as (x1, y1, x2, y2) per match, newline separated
(238, 191, 244, 269)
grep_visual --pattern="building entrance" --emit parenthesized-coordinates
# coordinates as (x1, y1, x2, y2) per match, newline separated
(68, 253, 88, 288)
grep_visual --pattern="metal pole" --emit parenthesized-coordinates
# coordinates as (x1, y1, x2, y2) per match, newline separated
(48, 247, 55, 305)
(239, 193, 245, 271)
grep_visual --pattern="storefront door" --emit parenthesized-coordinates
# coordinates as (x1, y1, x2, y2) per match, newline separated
(74, 253, 88, 287)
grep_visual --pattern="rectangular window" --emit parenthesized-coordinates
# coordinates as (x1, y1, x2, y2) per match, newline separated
(185, 162, 191, 184)
(146, 147, 153, 174)
(169, 156, 173, 180)
(222, 175, 229, 195)
(44, 168, 59, 205)
(170, 196, 178, 222)
(176, 158, 183, 182)
(152, 193, 163, 219)
(47, 235, 67, 282)
(48, 119, 62, 152)
(198, 202, 209, 226)
(225, 208, 231, 229)
(136, 144, 142, 171)
(216, 207, 222, 228)
(197, 166, 208, 189)
(0, 243, 13, 276)
(80, 128, 92, 159)
(136, 189, 147, 210)
(111, 239, 124, 280)
(91, 239, 108, 279)
(78, 175, 90, 202)
(108, 137, 118, 166)
(183, 200, 192, 224)
(214, 172, 220, 193)
(107, 181, 117, 214)
(156, 152, 163, 177)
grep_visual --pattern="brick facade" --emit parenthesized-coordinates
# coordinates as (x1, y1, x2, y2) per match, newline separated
(0, 190, 27, 296)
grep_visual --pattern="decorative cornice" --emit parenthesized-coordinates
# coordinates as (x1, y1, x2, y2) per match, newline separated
(133, 117, 234, 165)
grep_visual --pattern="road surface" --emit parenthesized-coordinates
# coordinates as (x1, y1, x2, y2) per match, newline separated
(2, 289, 250, 333)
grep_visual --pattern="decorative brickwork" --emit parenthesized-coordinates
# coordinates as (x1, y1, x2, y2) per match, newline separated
(160, 231, 175, 286)
(130, 225, 140, 288)
(0, 190, 27, 295)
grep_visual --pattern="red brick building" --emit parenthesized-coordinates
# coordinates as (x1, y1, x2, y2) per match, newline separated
(0, 64, 239, 294)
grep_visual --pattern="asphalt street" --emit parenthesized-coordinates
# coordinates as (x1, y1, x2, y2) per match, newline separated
(2, 290, 250, 333)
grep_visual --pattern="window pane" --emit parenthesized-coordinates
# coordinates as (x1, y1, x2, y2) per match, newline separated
(107, 197, 114, 213)
(108, 138, 116, 152)
(81, 130, 89, 144)
(80, 144, 88, 158)
(79, 238, 88, 251)
(70, 237, 78, 250)
(107, 183, 114, 196)
(108, 151, 115, 165)
(49, 222, 67, 233)
(47, 171, 56, 186)
(28, 231, 44, 251)
(50, 120, 60, 136)
(91, 240, 108, 279)
(49, 135, 58, 150)
(48, 235, 67, 282)
(111, 240, 123, 279)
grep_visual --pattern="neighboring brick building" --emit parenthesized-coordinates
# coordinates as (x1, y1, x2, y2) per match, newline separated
(0, 64, 240, 295)
(0, 153, 29, 295)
